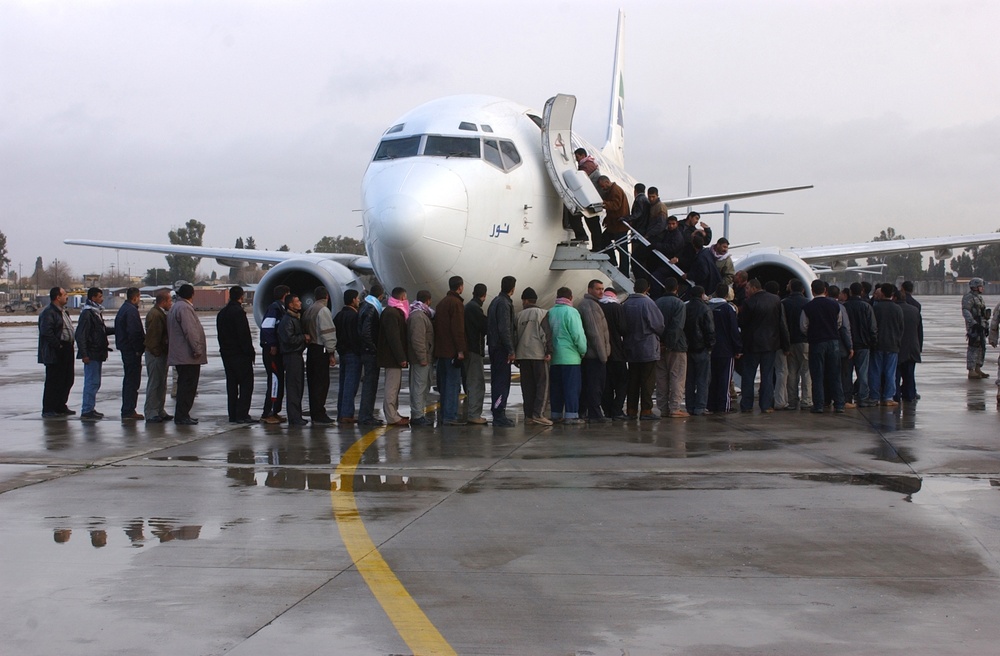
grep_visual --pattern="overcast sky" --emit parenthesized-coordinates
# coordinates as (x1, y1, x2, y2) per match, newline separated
(2, 0, 999, 280)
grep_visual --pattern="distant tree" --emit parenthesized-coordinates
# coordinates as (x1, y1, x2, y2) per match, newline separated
(868, 227, 923, 281)
(245, 236, 257, 250)
(951, 252, 975, 278)
(970, 232, 1000, 281)
(925, 257, 947, 281)
(0, 230, 10, 279)
(234, 237, 244, 249)
(165, 219, 206, 283)
(45, 260, 73, 288)
(144, 268, 171, 286)
(278, 244, 290, 252)
(314, 235, 366, 255)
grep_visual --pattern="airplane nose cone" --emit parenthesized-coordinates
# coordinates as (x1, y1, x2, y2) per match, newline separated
(363, 162, 469, 287)
(371, 194, 425, 250)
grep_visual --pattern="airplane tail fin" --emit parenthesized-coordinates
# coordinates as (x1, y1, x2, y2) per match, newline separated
(600, 10, 626, 168)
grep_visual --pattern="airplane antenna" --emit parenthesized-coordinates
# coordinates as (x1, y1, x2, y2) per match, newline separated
(686, 165, 692, 215)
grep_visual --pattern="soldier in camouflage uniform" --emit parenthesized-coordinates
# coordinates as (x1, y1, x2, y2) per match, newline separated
(963, 277, 990, 379)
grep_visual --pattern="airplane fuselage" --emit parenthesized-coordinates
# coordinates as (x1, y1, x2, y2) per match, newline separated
(362, 95, 637, 304)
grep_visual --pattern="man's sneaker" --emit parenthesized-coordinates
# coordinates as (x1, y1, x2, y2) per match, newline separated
(493, 416, 515, 427)
(261, 415, 282, 425)
(410, 417, 433, 427)
(467, 417, 488, 425)
(122, 412, 144, 420)
(444, 420, 467, 426)
(92, 411, 105, 418)
(80, 411, 101, 421)
(41, 411, 60, 418)
(669, 410, 690, 418)
(530, 416, 554, 426)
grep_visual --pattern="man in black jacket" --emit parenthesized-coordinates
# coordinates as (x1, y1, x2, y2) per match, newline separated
(76, 287, 113, 421)
(114, 287, 145, 420)
(357, 284, 384, 425)
(278, 294, 309, 426)
(869, 283, 904, 406)
(463, 283, 488, 424)
(259, 284, 289, 424)
(781, 278, 811, 410)
(38, 287, 75, 418)
(738, 279, 790, 413)
(333, 290, 362, 424)
(684, 286, 715, 415)
(217, 286, 255, 423)
(844, 282, 878, 406)
(801, 279, 849, 413)
(487, 276, 517, 427)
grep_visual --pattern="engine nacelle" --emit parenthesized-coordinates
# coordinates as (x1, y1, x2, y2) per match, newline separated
(253, 259, 365, 326)
(933, 247, 953, 260)
(733, 247, 818, 298)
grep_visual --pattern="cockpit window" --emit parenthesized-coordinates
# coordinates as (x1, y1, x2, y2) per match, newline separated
(481, 124, 493, 133)
(500, 141, 522, 169)
(483, 139, 503, 170)
(373, 135, 421, 160)
(424, 136, 480, 158)
(459, 122, 478, 132)
(385, 123, 405, 134)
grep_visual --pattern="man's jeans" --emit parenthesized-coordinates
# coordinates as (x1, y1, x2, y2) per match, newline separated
(740, 350, 776, 412)
(437, 357, 462, 422)
(685, 350, 711, 415)
(869, 351, 898, 402)
(851, 348, 871, 403)
(81, 360, 103, 414)
(358, 352, 379, 422)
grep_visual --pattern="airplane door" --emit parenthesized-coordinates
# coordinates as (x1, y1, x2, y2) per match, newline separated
(541, 94, 604, 219)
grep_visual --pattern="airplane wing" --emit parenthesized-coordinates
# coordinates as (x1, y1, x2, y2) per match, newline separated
(661, 185, 813, 212)
(789, 232, 1000, 265)
(64, 239, 374, 274)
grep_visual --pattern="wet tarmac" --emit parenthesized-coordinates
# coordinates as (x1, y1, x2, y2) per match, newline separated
(2, 296, 1000, 655)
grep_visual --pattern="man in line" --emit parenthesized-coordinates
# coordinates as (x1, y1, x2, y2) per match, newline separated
(167, 284, 207, 425)
(38, 286, 75, 418)
(333, 290, 363, 424)
(515, 287, 552, 425)
(623, 279, 665, 420)
(708, 283, 741, 413)
(358, 284, 385, 426)
(963, 277, 990, 379)
(278, 293, 309, 426)
(628, 183, 651, 272)
(259, 284, 289, 424)
(487, 276, 518, 427)
(844, 282, 877, 407)
(801, 279, 848, 413)
(378, 287, 410, 427)
(869, 283, 904, 406)
(655, 277, 688, 418)
(547, 287, 588, 424)
(781, 279, 811, 410)
(463, 283, 488, 425)
(76, 287, 113, 421)
(896, 287, 923, 403)
(434, 276, 468, 426)
(302, 286, 337, 424)
(579, 279, 611, 422)
(408, 290, 435, 427)
(597, 175, 632, 277)
(114, 287, 146, 420)
(600, 287, 628, 421)
(217, 286, 256, 423)
(143, 290, 172, 423)
(739, 278, 790, 413)
(681, 211, 712, 245)
(684, 286, 715, 416)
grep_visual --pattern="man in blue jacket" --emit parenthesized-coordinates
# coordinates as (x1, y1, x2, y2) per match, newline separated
(260, 284, 289, 424)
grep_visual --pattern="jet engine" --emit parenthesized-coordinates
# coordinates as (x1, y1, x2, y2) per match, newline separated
(733, 247, 818, 297)
(252, 259, 365, 325)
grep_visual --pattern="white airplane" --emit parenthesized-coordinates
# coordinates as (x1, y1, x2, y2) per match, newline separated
(67, 11, 1000, 322)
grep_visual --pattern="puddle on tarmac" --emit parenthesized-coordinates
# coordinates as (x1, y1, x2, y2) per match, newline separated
(43, 515, 217, 550)
(225, 467, 448, 493)
(791, 473, 923, 496)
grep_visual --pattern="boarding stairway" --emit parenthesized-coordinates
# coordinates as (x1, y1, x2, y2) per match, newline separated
(550, 221, 685, 294)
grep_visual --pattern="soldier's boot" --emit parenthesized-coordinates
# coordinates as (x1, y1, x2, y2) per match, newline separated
(976, 366, 991, 379)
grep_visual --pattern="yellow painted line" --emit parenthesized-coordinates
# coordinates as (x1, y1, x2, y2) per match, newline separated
(332, 426, 457, 656)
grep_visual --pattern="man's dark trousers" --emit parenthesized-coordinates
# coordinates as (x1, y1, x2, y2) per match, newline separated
(306, 344, 332, 420)
(222, 354, 254, 420)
